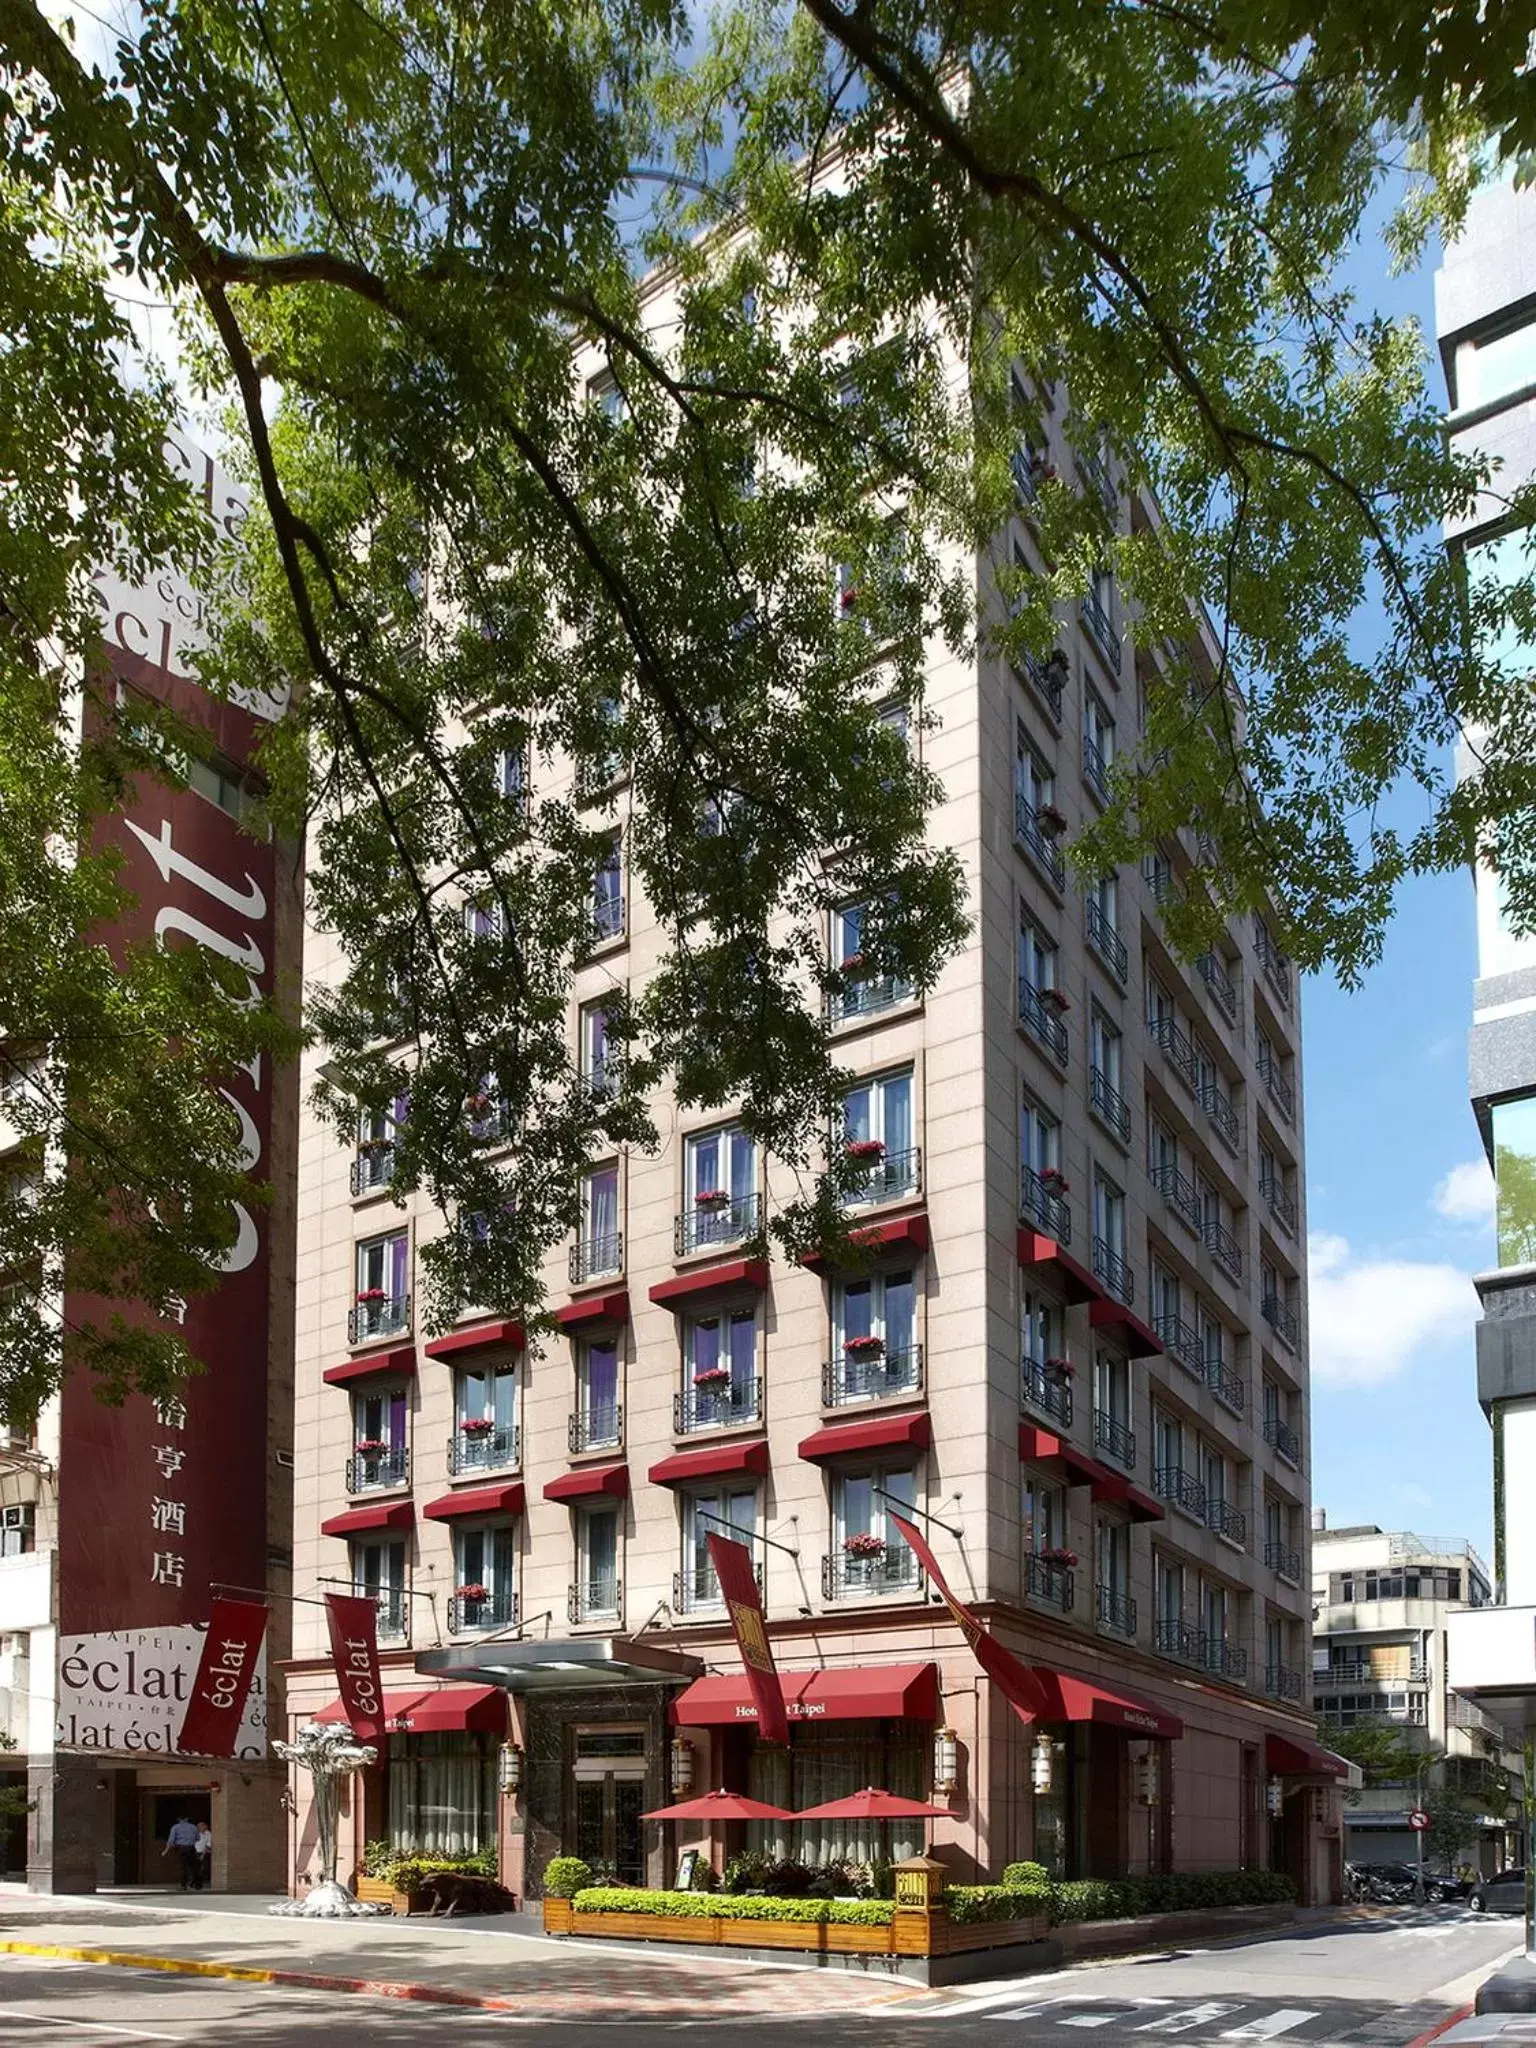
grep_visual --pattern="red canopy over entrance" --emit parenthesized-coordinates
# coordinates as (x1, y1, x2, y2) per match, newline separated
(316, 1685, 505, 1734)
(1266, 1731, 1350, 1779)
(1026, 1667, 1184, 1740)
(670, 1663, 940, 1727)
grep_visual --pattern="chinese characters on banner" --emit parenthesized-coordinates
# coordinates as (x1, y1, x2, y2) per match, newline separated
(322, 1593, 386, 1749)
(705, 1533, 789, 1744)
(177, 1599, 270, 1757)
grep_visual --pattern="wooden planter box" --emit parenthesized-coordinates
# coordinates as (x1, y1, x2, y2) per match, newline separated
(354, 1875, 417, 1916)
(542, 1897, 575, 1934)
(546, 1903, 1049, 1959)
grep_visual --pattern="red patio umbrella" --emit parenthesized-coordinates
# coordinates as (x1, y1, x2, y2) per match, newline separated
(794, 1786, 951, 1820)
(642, 1788, 796, 1822)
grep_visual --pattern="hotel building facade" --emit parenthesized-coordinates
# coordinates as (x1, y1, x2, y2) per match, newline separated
(282, 342, 1338, 1906)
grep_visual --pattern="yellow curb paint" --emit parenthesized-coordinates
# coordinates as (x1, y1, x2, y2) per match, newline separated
(0, 1939, 275, 1985)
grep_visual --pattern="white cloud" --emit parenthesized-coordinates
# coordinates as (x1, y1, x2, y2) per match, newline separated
(1433, 1158, 1496, 1228)
(1307, 1231, 1476, 1389)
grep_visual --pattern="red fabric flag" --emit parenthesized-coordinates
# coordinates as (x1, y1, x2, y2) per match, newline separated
(177, 1598, 268, 1758)
(323, 1592, 386, 1748)
(706, 1532, 789, 1745)
(888, 1513, 1053, 1723)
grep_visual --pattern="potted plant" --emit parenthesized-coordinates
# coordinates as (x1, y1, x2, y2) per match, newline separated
(456, 1581, 489, 1603)
(840, 950, 870, 980)
(845, 1138, 886, 1163)
(695, 1187, 730, 1209)
(844, 1334, 886, 1358)
(693, 1363, 732, 1389)
(356, 1286, 386, 1301)
(1040, 1546, 1078, 1570)
(1037, 802, 1068, 836)
(1043, 1355, 1075, 1379)
(843, 1532, 887, 1560)
(1039, 1166, 1069, 1192)
(460, 1416, 496, 1436)
(1041, 987, 1070, 1012)
(353, 1436, 388, 1454)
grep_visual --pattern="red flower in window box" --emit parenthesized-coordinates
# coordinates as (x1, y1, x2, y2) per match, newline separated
(693, 1364, 732, 1389)
(843, 1532, 887, 1559)
(845, 1138, 886, 1164)
(455, 1583, 489, 1602)
(359, 1137, 390, 1153)
(1039, 1166, 1070, 1192)
(839, 951, 871, 980)
(1043, 1355, 1075, 1378)
(353, 1438, 389, 1454)
(844, 1334, 886, 1358)
(356, 1287, 386, 1302)
(466, 1091, 492, 1115)
(1041, 988, 1070, 1012)
(1040, 1546, 1078, 1570)
(695, 1188, 730, 1208)
(460, 1417, 496, 1436)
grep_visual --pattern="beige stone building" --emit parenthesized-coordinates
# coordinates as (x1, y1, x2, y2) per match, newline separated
(281, 332, 1338, 1906)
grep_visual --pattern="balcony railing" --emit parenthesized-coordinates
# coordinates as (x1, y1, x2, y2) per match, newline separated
(1083, 735, 1112, 805)
(1261, 1293, 1300, 1352)
(1022, 1359, 1073, 1428)
(1097, 1584, 1138, 1638)
(1086, 899, 1128, 983)
(446, 1424, 521, 1476)
(1150, 1160, 1201, 1234)
(1020, 1165, 1072, 1242)
(569, 1403, 622, 1454)
(1196, 952, 1238, 1025)
(1264, 1412, 1301, 1465)
(591, 890, 626, 942)
(1258, 1049, 1295, 1123)
(1025, 1553, 1075, 1613)
(822, 1546, 923, 1602)
(1265, 1663, 1304, 1703)
(1081, 590, 1118, 667)
(1254, 920, 1292, 1007)
(1205, 1355, 1246, 1413)
(673, 1560, 763, 1617)
(1016, 644, 1066, 722)
(1095, 1407, 1136, 1469)
(1011, 442, 1046, 507)
(1079, 446, 1117, 515)
(1200, 1078, 1241, 1152)
(676, 1191, 761, 1257)
(845, 1145, 922, 1208)
(350, 1145, 395, 1195)
(1157, 1465, 1206, 1520)
(831, 971, 914, 1025)
(821, 1348, 923, 1408)
(568, 1576, 622, 1624)
(1090, 1068, 1131, 1143)
(1143, 858, 1174, 907)
(448, 1589, 517, 1634)
(1204, 1216, 1244, 1283)
(1154, 1312, 1203, 1378)
(372, 1588, 408, 1643)
(570, 1232, 623, 1285)
(1093, 1236, 1134, 1304)
(1155, 1618, 1207, 1667)
(675, 1376, 763, 1433)
(1207, 1497, 1247, 1547)
(1261, 1175, 1298, 1237)
(1015, 797, 1067, 890)
(1149, 1012, 1198, 1092)
(1018, 982, 1070, 1065)
(1204, 1638, 1248, 1682)
(345, 1444, 410, 1495)
(1265, 1539, 1302, 1581)
(348, 1292, 410, 1345)
(1326, 1659, 1428, 1684)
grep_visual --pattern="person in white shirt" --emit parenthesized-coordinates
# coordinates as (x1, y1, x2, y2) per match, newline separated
(193, 1821, 213, 1892)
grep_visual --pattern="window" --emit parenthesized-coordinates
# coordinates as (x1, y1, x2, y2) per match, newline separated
(352, 1538, 406, 1641)
(830, 1268, 919, 1402)
(1020, 1095, 1061, 1181)
(1154, 1407, 1187, 1486)
(575, 1339, 621, 1451)
(575, 1162, 621, 1281)
(1021, 1283, 1070, 1422)
(1093, 1347, 1133, 1467)
(681, 1310, 760, 1427)
(1019, 1094, 1065, 1229)
(388, 1732, 497, 1855)
(588, 370, 625, 420)
(1015, 728, 1054, 819)
(353, 1231, 409, 1340)
(1454, 317, 1536, 411)
(1091, 1172, 1127, 1296)
(1018, 919, 1058, 998)
(1492, 1094, 1536, 1267)
(592, 835, 625, 941)
(680, 1124, 759, 1250)
(1200, 1577, 1230, 1647)
(497, 747, 528, 811)
(1019, 918, 1068, 1061)
(842, 1069, 916, 1204)
(354, 1088, 408, 1194)
(580, 1002, 614, 1099)
(1020, 1284, 1064, 1369)
(829, 1465, 918, 1598)
(1203, 1445, 1241, 1543)
(1155, 1553, 1184, 1628)
(466, 1070, 506, 1145)
(578, 694, 625, 797)
(1022, 1473, 1063, 1554)
(464, 900, 502, 942)
(1086, 872, 1125, 979)
(1150, 1262, 1182, 1334)
(1097, 1516, 1133, 1633)
(575, 1505, 620, 1619)
(1083, 564, 1117, 662)
(679, 1487, 757, 1612)
(832, 901, 911, 1020)
(350, 1385, 408, 1492)
(452, 1363, 517, 1473)
(1015, 726, 1065, 884)
(1089, 1010, 1128, 1141)
(453, 1523, 517, 1631)
(1083, 691, 1115, 800)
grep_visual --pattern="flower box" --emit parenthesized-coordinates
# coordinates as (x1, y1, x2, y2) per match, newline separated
(356, 1287, 386, 1302)
(843, 1532, 887, 1559)
(455, 1583, 489, 1601)
(1040, 1547, 1078, 1569)
(1041, 988, 1070, 1011)
(359, 1138, 390, 1153)
(692, 1366, 732, 1388)
(353, 1438, 388, 1454)
(843, 1335, 885, 1358)
(1037, 804, 1068, 836)
(460, 1417, 496, 1436)
(1043, 1355, 1075, 1378)
(695, 1189, 730, 1208)
(1039, 1167, 1069, 1190)
(845, 1138, 886, 1163)
(839, 951, 869, 979)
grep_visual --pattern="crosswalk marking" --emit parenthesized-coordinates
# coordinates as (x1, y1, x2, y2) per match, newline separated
(1219, 2013, 1320, 2041)
(1061, 2014, 1143, 2028)
(1135, 2005, 1246, 2033)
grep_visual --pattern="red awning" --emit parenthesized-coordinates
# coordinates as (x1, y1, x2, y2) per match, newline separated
(1090, 1470, 1166, 1522)
(319, 1499, 414, 1538)
(423, 1318, 525, 1361)
(671, 1662, 940, 1728)
(317, 1685, 506, 1735)
(798, 1411, 932, 1464)
(1030, 1666, 1184, 1740)
(1267, 1731, 1349, 1779)
(322, 1344, 417, 1388)
(649, 1440, 770, 1488)
(543, 1463, 630, 1504)
(1018, 1424, 1116, 1490)
(1089, 1297, 1162, 1360)
(650, 1259, 770, 1310)
(421, 1482, 526, 1521)
(801, 1215, 931, 1274)
(554, 1290, 630, 1331)
(1016, 1231, 1102, 1306)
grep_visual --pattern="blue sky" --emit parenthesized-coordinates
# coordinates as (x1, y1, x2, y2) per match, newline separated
(1303, 214, 1496, 1563)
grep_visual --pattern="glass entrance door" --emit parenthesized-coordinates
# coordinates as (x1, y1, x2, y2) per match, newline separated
(570, 1726, 647, 1885)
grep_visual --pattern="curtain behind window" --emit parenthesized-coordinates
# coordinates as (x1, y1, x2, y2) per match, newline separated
(746, 1720, 925, 1867)
(388, 1733, 495, 1855)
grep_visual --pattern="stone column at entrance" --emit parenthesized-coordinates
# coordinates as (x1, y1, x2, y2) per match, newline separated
(27, 1754, 104, 1893)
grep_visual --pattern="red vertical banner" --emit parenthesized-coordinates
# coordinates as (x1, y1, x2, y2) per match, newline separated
(706, 1533, 789, 1745)
(177, 1599, 270, 1757)
(888, 1513, 1053, 1723)
(324, 1592, 386, 1748)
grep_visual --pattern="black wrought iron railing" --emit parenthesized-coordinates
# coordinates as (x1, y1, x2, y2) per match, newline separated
(1261, 1175, 1298, 1236)
(1083, 735, 1112, 805)
(821, 1548, 923, 1601)
(1150, 1160, 1201, 1234)
(1254, 920, 1292, 1007)
(675, 1191, 761, 1257)
(821, 1349, 923, 1408)
(1206, 1497, 1247, 1546)
(1095, 1406, 1135, 1469)
(1097, 1584, 1137, 1637)
(569, 1232, 623, 1285)
(1200, 1078, 1241, 1151)
(1090, 1069, 1131, 1145)
(674, 1377, 763, 1433)
(845, 1146, 922, 1208)
(1081, 591, 1118, 667)
(1014, 797, 1066, 889)
(1265, 1540, 1302, 1581)
(1022, 1359, 1074, 1428)
(448, 1590, 517, 1634)
(1155, 1619, 1207, 1667)
(1093, 1236, 1134, 1304)
(591, 891, 626, 942)
(1143, 857, 1174, 906)
(672, 1561, 763, 1616)
(1197, 952, 1237, 1024)
(446, 1425, 521, 1476)
(1205, 1356, 1247, 1412)
(1156, 1465, 1206, 1519)
(1265, 1664, 1304, 1702)
(348, 1292, 410, 1344)
(1263, 1412, 1301, 1464)
(1204, 1216, 1244, 1283)
(1204, 1638, 1248, 1682)
(1025, 1553, 1075, 1613)
(568, 1403, 622, 1454)
(1261, 1294, 1300, 1352)
(831, 972, 913, 1024)
(1018, 982, 1070, 1065)
(1086, 899, 1128, 982)
(346, 1444, 410, 1495)
(1016, 645, 1066, 722)
(1149, 1012, 1198, 1092)
(1020, 1165, 1072, 1242)
(372, 1588, 408, 1641)
(350, 1145, 395, 1195)
(1154, 1312, 1203, 1378)
(567, 1577, 621, 1623)
(1258, 1049, 1295, 1123)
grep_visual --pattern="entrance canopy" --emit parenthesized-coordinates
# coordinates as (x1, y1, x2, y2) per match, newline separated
(417, 1635, 704, 1692)
(1026, 1666, 1184, 1740)
(670, 1662, 940, 1727)
(315, 1684, 505, 1734)
(1266, 1730, 1352, 1780)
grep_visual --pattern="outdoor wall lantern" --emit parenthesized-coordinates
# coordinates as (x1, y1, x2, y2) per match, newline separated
(932, 1726, 959, 1798)
(1030, 1732, 1053, 1795)
(670, 1734, 696, 1794)
(1132, 1750, 1160, 1806)
(1266, 1778, 1285, 1818)
(499, 1742, 524, 1795)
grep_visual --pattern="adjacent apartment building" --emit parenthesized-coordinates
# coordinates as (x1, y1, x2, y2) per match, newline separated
(282, 301, 1338, 1906)
(1313, 1518, 1523, 1873)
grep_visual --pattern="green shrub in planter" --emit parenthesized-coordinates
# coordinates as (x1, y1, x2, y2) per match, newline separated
(1001, 1861, 1051, 1889)
(948, 1885, 1053, 1926)
(543, 1857, 595, 1899)
(359, 1843, 499, 1891)
(572, 1886, 895, 1926)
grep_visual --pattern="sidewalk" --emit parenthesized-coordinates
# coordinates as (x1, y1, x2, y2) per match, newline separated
(0, 1889, 923, 2019)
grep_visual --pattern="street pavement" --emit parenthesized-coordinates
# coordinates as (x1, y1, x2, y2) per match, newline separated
(0, 1896, 1520, 2044)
